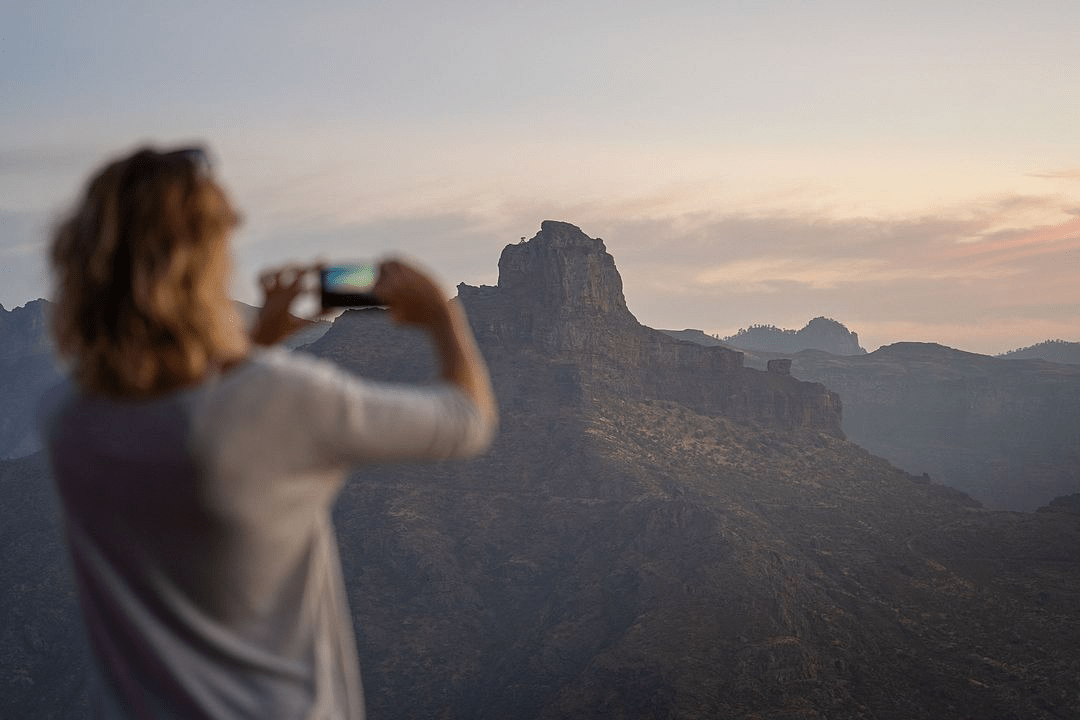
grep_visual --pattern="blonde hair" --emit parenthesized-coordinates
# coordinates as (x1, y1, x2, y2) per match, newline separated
(50, 146, 249, 397)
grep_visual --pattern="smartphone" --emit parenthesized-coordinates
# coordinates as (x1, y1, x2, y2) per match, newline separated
(320, 264, 382, 308)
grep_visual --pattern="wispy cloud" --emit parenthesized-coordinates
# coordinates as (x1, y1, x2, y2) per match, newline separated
(526, 192, 1080, 354)
(1027, 168, 1080, 180)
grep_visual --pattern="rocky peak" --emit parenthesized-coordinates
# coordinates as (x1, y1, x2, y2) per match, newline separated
(496, 221, 633, 322)
(803, 317, 866, 354)
(456, 222, 843, 436)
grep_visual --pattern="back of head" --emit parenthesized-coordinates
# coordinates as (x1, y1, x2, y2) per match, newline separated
(50, 146, 249, 397)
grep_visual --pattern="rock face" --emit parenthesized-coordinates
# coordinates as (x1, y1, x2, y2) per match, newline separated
(460, 221, 843, 435)
(722, 316, 867, 355)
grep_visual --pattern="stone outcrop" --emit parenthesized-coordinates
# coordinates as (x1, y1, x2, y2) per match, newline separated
(458, 221, 843, 435)
(767, 358, 792, 375)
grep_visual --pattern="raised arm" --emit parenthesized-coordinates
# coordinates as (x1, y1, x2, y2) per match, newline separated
(373, 260, 497, 431)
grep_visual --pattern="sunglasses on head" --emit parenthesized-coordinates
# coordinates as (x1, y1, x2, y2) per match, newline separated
(162, 147, 212, 177)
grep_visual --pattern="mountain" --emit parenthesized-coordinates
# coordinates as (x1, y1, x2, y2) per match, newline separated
(0, 301, 62, 459)
(775, 343, 1080, 511)
(3, 221, 1080, 719)
(998, 339, 1080, 365)
(715, 317, 868, 356)
(454, 221, 842, 435)
(670, 328, 1080, 511)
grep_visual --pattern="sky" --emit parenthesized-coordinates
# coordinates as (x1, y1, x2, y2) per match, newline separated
(3, 0, 1079, 355)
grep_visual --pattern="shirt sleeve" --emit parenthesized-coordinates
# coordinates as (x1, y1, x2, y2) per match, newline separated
(256, 348, 496, 467)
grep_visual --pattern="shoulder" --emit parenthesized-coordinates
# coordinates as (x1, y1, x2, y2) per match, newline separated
(226, 346, 348, 388)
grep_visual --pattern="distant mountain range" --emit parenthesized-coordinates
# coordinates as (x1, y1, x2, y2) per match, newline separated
(660, 317, 864, 358)
(2, 221, 1079, 719)
(667, 320, 1080, 365)
(784, 343, 1080, 511)
(722, 317, 868, 355)
(667, 325, 1080, 510)
(0, 300, 62, 458)
(997, 339, 1080, 365)
(662, 316, 868, 358)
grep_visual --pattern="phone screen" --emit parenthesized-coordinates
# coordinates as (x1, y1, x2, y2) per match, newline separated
(320, 264, 382, 308)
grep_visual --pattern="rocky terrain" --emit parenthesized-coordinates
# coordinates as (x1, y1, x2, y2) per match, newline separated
(2, 222, 1079, 719)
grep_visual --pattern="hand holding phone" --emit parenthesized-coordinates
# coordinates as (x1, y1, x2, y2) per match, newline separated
(320, 264, 382, 309)
(252, 265, 315, 346)
(371, 260, 452, 329)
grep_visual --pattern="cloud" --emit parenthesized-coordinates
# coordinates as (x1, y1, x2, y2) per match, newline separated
(531, 192, 1080, 354)
(1027, 168, 1080, 180)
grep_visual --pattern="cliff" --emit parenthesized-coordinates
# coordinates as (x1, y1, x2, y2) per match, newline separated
(458, 221, 843, 435)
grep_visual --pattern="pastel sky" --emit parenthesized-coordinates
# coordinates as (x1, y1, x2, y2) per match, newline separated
(3, 0, 1079, 354)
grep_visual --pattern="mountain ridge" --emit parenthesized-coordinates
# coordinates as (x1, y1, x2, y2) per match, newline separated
(719, 316, 867, 356)
(998, 338, 1080, 365)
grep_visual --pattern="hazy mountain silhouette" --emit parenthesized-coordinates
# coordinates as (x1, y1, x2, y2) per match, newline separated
(2, 222, 1079, 719)
(0, 300, 62, 459)
(727, 343, 1080, 511)
(998, 339, 1080, 365)
(716, 317, 867, 356)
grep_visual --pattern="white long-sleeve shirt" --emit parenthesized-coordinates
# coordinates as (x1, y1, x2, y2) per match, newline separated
(39, 346, 495, 719)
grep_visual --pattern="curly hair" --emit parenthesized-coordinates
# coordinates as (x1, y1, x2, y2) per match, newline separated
(50, 146, 249, 397)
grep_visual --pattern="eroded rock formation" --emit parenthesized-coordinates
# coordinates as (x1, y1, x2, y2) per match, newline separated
(458, 221, 843, 435)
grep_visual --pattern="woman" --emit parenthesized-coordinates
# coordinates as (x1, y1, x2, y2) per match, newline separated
(40, 146, 497, 719)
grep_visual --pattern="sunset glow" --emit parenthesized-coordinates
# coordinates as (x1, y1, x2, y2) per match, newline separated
(3, 0, 1079, 355)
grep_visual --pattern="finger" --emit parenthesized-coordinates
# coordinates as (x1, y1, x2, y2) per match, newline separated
(284, 268, 305, 291)
(276, 264, 301, 288)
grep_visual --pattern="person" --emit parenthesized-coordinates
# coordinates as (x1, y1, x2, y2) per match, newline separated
(39, 146, 497, 719)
